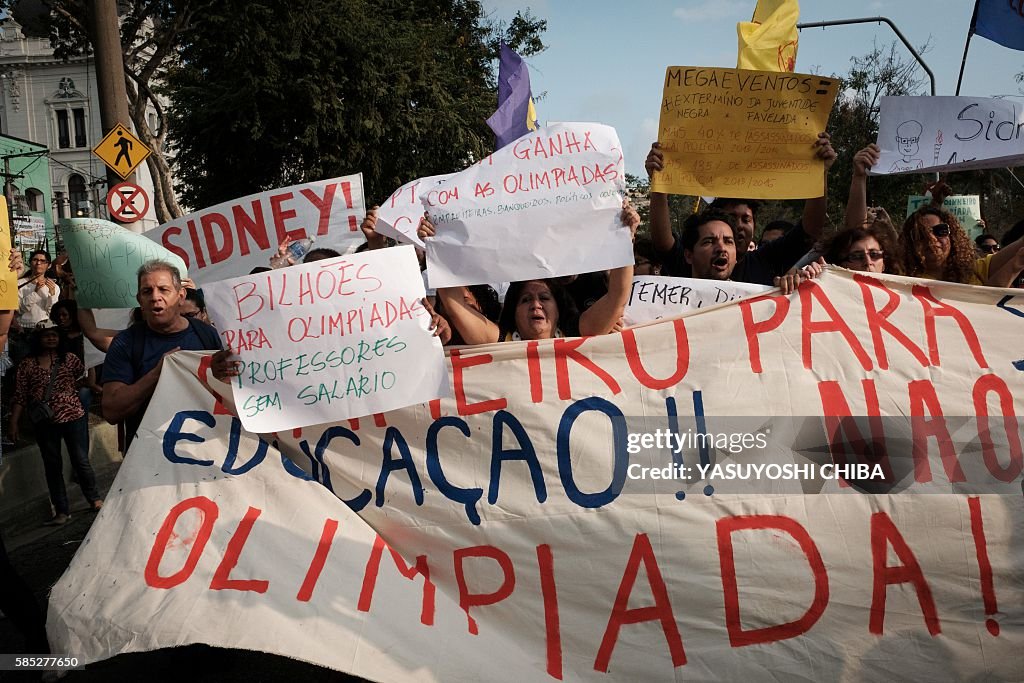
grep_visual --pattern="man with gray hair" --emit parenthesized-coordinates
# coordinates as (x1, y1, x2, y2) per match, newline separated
(101, 259, 236, 448)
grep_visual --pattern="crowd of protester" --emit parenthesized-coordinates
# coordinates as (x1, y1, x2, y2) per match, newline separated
(2, 132, 1024, 532)
(0, 129, 1023, 665)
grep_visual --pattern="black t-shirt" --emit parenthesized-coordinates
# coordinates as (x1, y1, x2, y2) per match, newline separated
(564, 272, 608, 314)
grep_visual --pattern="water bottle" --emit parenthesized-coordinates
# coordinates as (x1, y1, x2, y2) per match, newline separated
(270, 236, 315, 268)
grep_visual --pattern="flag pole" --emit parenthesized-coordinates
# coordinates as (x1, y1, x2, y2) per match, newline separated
(955, 31, 975, 96)
(956, 2, 980, 96)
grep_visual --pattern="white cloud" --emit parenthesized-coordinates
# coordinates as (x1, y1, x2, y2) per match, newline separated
(673, 0, 751, 23)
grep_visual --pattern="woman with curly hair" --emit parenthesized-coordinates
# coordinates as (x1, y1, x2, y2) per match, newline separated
(899, 207, 987, 284)
(822, 224, 902, 275)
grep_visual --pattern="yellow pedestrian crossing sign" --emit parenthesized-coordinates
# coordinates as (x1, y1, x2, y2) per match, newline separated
(93, 123, 151, 179)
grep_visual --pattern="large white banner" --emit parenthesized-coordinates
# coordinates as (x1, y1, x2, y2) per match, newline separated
(423, 123, 633, 288)
(144, 175, 366, 285)
(49, 269, 1024, 681)
(202, 245, 448, 432)
(875, 96, 1024, 174)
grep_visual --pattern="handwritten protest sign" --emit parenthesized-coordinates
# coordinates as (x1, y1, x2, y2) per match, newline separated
(422, 122, 632, 288)
(50, 269, 1024, 681)
(0, 199, 17, 308)
(623, 275, 770, 326)
(12, 215, 46, 246)
(875, 96, 1024, 174)
(652, 67, 839, 199)
(376, 173, 455, 248)
(906, 194, 983, 238)
(63, 218, 189, 308)
(144, 174, 365, 285)
(202, 245, 448, 432)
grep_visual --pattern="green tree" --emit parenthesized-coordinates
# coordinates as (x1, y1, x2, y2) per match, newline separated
(38, 0, 202, 221)
(821, 40, 929, 226)
(166, 0, 545, 210)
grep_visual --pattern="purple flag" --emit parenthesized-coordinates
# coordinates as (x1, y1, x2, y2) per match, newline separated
(486, 43, 538, 149)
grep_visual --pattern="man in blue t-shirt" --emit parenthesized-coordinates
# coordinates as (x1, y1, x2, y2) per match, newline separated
(102, 260, 237, 446)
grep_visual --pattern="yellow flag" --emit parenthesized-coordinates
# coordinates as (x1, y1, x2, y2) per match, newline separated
(737, 0, 799, 72)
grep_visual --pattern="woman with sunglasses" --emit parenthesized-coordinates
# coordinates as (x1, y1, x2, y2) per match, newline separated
(822, 225, 901, 275)
(898, 207, 988, 284)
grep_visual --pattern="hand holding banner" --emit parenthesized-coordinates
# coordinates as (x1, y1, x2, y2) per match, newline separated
(652, 67, 838, 199)
(203, 245, 449, 432)
(422, 122, 632, 288)
(63, 218, 189, 308)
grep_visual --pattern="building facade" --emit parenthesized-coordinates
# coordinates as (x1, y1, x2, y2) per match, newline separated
(0, 16, 161, 246)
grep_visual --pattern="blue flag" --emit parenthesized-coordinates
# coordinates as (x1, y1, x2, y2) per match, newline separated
(973, 0, 1024, 50)
(486, 43, 538, 149)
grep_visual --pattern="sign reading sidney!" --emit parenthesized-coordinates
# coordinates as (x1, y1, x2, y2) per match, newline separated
(144, 174, 366, 285)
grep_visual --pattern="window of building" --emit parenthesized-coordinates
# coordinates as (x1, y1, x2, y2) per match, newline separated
(54, 191, 66, 220)
(68, 175, 88, 216)
(25, 188, 42, 212)
(73, 108, 86, 147)
(57, 110, 70, 148)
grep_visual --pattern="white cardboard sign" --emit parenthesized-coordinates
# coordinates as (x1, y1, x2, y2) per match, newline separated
(376, 173, 456, 248)
(144, 174, 366, 285)
(624, 276, 771, 326)
(202, 245, 448, 432)
(422, 123, 633, 288)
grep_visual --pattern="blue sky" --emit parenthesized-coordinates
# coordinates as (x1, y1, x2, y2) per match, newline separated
(480, 0, 1024, 177)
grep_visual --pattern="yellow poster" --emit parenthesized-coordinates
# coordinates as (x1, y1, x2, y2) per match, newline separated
(651, 66, 839, 200)
(0, 198, 19, 309)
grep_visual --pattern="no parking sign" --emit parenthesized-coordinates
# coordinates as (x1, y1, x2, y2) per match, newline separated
(106, 182, 150, 222)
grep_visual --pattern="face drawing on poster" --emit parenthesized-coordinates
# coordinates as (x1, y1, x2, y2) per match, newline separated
(891, 120, 924, 172)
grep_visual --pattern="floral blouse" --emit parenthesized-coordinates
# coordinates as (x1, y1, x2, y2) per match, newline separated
(12, 354, 85, 424)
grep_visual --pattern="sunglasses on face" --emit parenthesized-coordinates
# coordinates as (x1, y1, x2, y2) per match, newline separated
(979, 243, 1000, 253)
(30, 258, 48, 263)
(931, 223, 951, 238)
(843, 249, 885, 264)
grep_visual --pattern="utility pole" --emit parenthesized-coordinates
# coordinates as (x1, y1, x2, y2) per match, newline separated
(88, 0, 135, 222)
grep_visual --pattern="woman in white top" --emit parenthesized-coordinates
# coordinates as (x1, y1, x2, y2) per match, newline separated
(16, 250, 59, 329)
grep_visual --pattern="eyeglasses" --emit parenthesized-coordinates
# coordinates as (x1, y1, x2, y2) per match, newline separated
(931, 223, 951, 238)
(30, 258, 48, 263)
(843, 249, 885, 264)
(979, 243, 1000, 254)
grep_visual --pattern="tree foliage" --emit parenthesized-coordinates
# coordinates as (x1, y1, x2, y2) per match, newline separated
(41, 0, 201, 221)
(166, 0, 545, 210)
(821, 39, 930, 226)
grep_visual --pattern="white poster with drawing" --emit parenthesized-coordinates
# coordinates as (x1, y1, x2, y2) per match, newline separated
(875, 96, 1024, 174)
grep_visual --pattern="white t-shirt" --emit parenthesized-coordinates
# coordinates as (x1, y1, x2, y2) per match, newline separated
(17, 276, 60, 327)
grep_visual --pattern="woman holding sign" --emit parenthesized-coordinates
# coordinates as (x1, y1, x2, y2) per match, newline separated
(419, 203, 639, 342)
